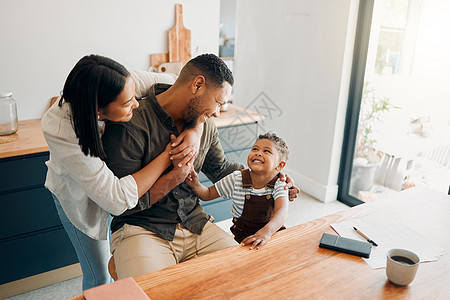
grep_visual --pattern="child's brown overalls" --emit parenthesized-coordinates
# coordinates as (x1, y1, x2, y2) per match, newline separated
(230, 169, 286, 244)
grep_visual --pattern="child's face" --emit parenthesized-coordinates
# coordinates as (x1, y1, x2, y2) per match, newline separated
(247, 139, 285, 174)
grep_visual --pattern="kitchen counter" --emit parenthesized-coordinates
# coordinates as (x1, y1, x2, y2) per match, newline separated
(0, 104, 263, 160)
(0, 119, 48, 159)
(213, 103, 264, 128)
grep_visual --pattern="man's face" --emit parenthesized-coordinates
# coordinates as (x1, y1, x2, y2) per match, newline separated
(184, 82, 232, 128)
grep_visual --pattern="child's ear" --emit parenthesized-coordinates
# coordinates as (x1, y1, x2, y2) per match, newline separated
(276, 161, 286, 171)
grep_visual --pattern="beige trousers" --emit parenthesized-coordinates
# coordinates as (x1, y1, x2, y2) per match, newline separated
(110, 221, 237, 279)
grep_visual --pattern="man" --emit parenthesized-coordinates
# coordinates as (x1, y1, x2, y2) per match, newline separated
(102, 54, 298, 279)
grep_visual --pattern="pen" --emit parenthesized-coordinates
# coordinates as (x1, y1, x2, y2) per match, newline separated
(353, 226, 378, 247)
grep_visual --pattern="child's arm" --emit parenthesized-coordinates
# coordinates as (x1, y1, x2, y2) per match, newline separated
(186, 167, 220, 201)
(241, 196, 289, 250)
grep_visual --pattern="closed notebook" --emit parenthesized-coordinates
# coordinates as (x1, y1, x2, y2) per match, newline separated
(319, 233, 372, 258)
(83, 277, 150, 300)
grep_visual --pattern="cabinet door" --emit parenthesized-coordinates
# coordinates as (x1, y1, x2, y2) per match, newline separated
(0, 152, 79, 285)
(0, 227, 78, 284)
(0, 153, 49, 194)
(0, 187, 61, 240)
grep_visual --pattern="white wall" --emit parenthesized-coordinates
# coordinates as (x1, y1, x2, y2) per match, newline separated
(0, 0, 220, 121)
(233, 0, 359, 202)
(220, 0, 237, 39)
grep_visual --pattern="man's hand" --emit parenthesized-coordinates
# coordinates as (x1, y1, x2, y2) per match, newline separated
(278, 173, 300, 201)
(241, 228, 272, 250)
(169, 126, 202, 167)
(169, 134, 198, 167)
(170, 137, 196, 185)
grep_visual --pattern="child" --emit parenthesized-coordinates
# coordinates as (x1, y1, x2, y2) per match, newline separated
(186, 131, 289, 250)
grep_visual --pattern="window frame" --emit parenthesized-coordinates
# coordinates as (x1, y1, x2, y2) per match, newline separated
(337, 0, 375, 207)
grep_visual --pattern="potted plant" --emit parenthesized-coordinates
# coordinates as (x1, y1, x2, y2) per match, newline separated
(350, 82, 399, 196)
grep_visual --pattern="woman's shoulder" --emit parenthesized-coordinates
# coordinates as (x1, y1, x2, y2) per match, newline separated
(41, 100, 75, 138)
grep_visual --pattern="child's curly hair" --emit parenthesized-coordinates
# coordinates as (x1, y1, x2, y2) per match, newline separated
(257, 132, 289, 161)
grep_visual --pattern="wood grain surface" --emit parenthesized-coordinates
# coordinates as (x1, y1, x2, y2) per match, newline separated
(70, 187, 450, 300)
(132, 187, 450, 299)
(0, 119, 48, 159)
(150, 53, 169, 68)
(168, 4, 191, 65)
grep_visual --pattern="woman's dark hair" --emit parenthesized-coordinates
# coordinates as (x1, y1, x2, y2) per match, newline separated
(60, 55, 130, 159)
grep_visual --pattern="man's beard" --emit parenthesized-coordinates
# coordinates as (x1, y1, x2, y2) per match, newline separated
(184, 94, 204, 128)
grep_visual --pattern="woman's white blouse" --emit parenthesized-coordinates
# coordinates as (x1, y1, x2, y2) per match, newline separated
(41, 69, 176, 240)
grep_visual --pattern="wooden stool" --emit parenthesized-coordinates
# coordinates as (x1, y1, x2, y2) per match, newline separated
(108, 256, 118, 281)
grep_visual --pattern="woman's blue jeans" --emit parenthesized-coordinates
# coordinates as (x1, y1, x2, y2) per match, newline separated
(52, 194, 111, 290)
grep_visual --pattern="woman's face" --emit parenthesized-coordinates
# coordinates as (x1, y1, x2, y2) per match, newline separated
(98, 76, 139, 122)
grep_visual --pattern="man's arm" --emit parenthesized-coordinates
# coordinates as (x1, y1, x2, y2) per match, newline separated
(148, 159, 192, 204)
(148, 127, 202, 203)
(201, 124, 245, 183)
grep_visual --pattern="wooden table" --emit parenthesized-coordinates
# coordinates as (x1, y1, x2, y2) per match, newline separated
(72, 187, 449, 299)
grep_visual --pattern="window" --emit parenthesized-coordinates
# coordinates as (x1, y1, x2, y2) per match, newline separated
(339, 0, 450, 206)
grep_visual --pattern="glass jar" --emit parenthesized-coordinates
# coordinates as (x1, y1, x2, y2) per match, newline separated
(0, 91, 18, 135)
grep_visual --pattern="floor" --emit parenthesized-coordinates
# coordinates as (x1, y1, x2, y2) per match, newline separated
(6, 193, 348, 300)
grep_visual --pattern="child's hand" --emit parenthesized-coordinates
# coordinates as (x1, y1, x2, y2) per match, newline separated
(241, 229, 272, 250)
(185, 166, 199, 186)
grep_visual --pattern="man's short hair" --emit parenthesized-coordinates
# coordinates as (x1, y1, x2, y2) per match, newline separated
(178, 53, 234, 87)
(257, 131, 289, 162)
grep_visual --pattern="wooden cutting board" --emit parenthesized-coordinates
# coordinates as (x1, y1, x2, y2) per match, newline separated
(157, 62, 183, 75)
(168, 4, 191, 65)
(150, 53, 169, 68)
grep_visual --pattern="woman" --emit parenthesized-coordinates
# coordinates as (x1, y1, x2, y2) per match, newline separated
(41, 55, 200, 290)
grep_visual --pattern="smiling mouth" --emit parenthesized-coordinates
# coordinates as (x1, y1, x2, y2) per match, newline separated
(251, 158, 264, 163)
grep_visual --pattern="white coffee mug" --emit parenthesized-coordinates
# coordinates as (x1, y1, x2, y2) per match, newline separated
(386, 248, 420, 285)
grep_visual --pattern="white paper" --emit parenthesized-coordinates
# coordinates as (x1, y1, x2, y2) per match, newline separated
(330, 214, 445, 269)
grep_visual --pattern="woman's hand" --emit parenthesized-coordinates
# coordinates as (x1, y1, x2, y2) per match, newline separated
(164, 136, 175, 154)
(278, 173, 301, 201)
(170, 126, 203, 167)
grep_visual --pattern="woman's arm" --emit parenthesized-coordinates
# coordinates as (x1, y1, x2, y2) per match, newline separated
(131, 140, 172, 198)
(145, 125, 204, 204)
(129, 69, 176, 99)
(148, 149, 196, 204)
(42, 112, 144, 216)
